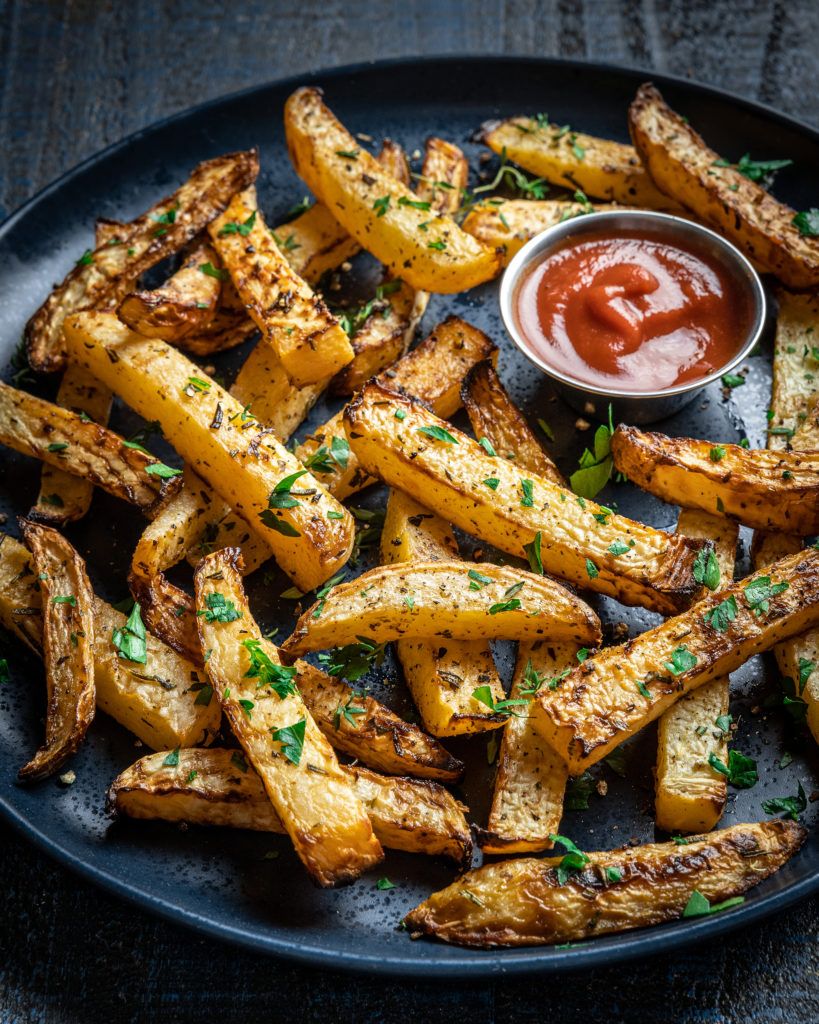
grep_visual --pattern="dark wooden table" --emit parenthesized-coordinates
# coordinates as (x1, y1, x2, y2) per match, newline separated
(1, 2, 818, 1020)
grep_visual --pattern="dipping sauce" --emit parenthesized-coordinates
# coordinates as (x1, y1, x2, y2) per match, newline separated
(515, 229, 754, 392)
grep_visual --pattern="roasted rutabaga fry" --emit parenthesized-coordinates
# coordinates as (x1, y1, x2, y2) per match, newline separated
(296, 316, 497, 500)
(478, 642, 575, 854)
(193, 548, 383, 887)
(404, 820, 805, 948)
(534, 548, 819, 774)
(275, 137, 411, 286)
(17, 521, 96, 780)
(117, 237, 221, 342)
(64, 312, 354, 592)
(0, 379, 181, 516)
(381, 489, 507, 737)
(109, 748, 472, 865)
(462, 198, 612, 268)
(281, 561, 601, 659)
(208, 188, 354, 386)
(31, 365, 113, 525)
(293, 659, 463, 782)
(25, 149, 259, 372)
(480, 114, 680, 208)
(460, 365, 571, 851)
(461, 359, 564, 486)
(0, 534, 219, 749)
(655, 510, 739, 834)
(629, 84, 819, 289)
(183, 316, 496, 579)
(754, 539, 819, 746)
(344, 382, 703, 613)
(284, 87, 501, 292)
(329, 279, 428, 397)
(768, 290, 819, 448)
(611, 426, 819, 535)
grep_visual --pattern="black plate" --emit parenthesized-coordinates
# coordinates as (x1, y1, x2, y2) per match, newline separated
(1, 56, 817, 977)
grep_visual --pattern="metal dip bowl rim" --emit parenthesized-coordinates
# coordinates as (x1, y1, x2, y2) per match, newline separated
(498, 209, 768, 403)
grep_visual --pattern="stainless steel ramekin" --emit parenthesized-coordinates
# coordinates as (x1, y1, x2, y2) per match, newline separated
(498, 209, 768, 424)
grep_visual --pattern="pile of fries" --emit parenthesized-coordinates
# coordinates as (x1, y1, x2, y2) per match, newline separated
(2, 82, 818, 949)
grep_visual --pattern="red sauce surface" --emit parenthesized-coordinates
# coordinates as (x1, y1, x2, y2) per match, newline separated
(515, 229, 753, 392)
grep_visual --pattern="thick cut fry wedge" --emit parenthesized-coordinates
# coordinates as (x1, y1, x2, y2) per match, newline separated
(534, 548, 819, 773)
(655, 510, 739, 833)
(109, 748, 471, 865)
(64, 313, 353, 591)
(284, 87, 501, 292)
(0, 380, 180, 515)
(612, 426, 819, 535)
(25, 150, 259, 372)
(31, 365, 113, 525)
(769, 291, 819, 447)
(274, 139, 409, 286)
(381, 489, 506, 737)
(294, 660, 463, 781)
(629, 84, 819, 289)
(418, 138, 469, 210)
(478, 642, 574, 854)
(461, 379, 571, 850)
(209, 189, 354, 386)
(297, 316, 497, 500)
(344, 383, 703, 613)
(753, 538, 819, 745)
(194, 548, 383, 887)
(0, 534, 219, 749)
(282, 561, 601, 659)
(330, 279, 428, 396)
(462, 360, 564, 485)
(17, 521, 95, 780)
(481, 115, 679, 208)
(404, 820, 805, 948)
(117, 238, 221, 341)
(463, 199, 612, 266)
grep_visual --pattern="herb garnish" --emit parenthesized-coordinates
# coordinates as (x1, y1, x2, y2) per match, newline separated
(112, 602, 147, 664)
(272, 719, 306, 765)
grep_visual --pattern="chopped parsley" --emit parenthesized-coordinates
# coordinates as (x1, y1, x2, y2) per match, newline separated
(145, 461, 183, 478)
(792, 209, 819, 237)
(198, 591, 242, 623)
(569, 404, 615, 499)
(468, 569, 493, 591)
(199, 262, 229, 281)
(548, 834, 590, 884)
(664, 645, 698, 676)
(682, 890, 744, 918)
(721, 373, 745, 389)
(272, 719, 306, 765)
(471, 684, 529, 716)
(241, 638, 297, 698)
(217, 211, 257, 237)
(744, 575, 789, 615)
(112, 602, 147, 664)
(709, 445, 726, 462)
(319, 637, 387, 682)
(416, 424, 458, 444)
(478, 437, 497, 457)
(162, 747, 180, 768)
(708, 749, 758, 788)
(762, 781, 807, 821)
(303, 436, 350, 474)
(523, 531, 543, 574)
(520, 479, 534, 507)
(585, 558, 599, 580)
(372, 195, 391, 217)
(693, 548, 721, 591)
(703, 594, 738, 633)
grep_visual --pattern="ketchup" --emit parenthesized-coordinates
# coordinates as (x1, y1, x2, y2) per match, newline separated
(515, 229, 753, 392)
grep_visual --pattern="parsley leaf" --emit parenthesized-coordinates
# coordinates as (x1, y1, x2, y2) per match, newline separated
(417, 425, 458, 444)
(478, 437, 497, 457)
(217, 211, 257, 237)
(198, 592, 242, 623)
(112, 602, 147, 664)
(682, 889, 745, 918)
(708, 749, 758, 788)
(792, 209, 819, 237)
(242, 639, 297, 699)
(145, 461, 183, 478)
(762, 781, 807, 821)
(703, 594, 738, 633)
(664, 645, 698, 676)
(272, 719, 306, 765)
(523, 532, 543, 574)
(585, 558, 599, 580)
(721, 373, 745, 389)
(744, 575, 789, 615)
(569, 404, 615, 499)
(471, 684, 529, 716)
(162, 747, 180, 768)
(548, 834, 590, 885)
(693, 547, 721, 591)
(468, 569, 493, 591)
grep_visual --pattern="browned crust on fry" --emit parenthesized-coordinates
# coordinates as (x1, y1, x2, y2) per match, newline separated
(25, 149, 259, 372)
(17, 520, 96, 780)
(629, 83, 819, 289)
(461, 360, 564, 485)
(404, 820, 805, 947)
(344, 382, 703, 613)
(612, 425, 819, 534)
(0, 381, 180, 515)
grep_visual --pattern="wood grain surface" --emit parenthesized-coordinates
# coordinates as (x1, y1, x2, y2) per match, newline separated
(1, 1, 818, 1021)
